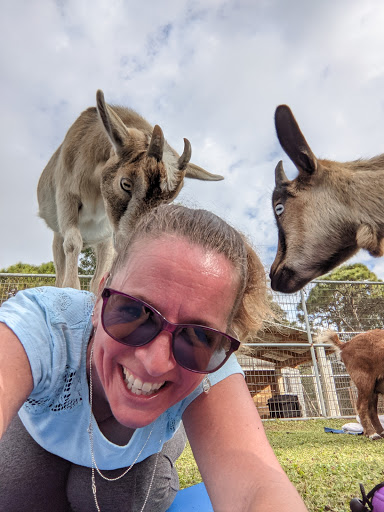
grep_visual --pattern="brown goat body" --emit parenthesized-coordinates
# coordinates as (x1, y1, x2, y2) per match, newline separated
(319, 329, 384, 440)
(269, 105, 384, 293)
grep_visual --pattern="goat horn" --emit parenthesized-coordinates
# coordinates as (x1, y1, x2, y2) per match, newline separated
(147, 125, 164, 161)
(178, 138, 192, 170)
(275, 160, 289, 186)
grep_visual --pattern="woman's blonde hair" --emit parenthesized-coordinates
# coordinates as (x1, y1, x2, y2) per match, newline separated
(110, 204, 269, 341)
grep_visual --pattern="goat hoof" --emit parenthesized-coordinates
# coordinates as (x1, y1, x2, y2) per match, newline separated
(368, 433, 382, 440)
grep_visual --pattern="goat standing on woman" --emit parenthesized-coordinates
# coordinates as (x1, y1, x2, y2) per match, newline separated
(269, 105, 384, 293)
(318, 329, 384, 440)
(37, 90, 223, 293)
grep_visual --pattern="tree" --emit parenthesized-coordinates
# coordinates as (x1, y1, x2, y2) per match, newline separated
(0, 253, 96, 303)
(1, 250, 97, 276)
(0, 261, 56, 274)
(79, 248, 96, 275)
(268, 295, 299, 328)
(297, 263, 384, 332)
(268, 294, 286, 322)
(0, 261, 57, 303)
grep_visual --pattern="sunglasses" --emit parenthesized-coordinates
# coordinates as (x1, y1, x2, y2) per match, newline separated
(101, 288, 240, 374)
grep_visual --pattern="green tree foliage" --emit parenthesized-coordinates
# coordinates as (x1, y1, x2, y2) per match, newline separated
(0, 252, 96, 304)
(0, 261, 57, 302)
(79, 248, 96, 275)
(297, 263, 384, 332)
(267, 294, 300, 329)
(1, 250, 97, 276)
(0, 261, 56, 274)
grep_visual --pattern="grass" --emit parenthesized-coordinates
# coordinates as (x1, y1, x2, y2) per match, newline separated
(175, 418, 384, 512)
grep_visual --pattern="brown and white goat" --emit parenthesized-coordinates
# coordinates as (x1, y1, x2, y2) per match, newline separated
(37, 90, 223, 293)
(269, 105, 384, 293)
(318, 329, 384, 440)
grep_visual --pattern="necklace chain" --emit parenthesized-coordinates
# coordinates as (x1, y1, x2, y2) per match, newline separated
(88, 340, 160, 512)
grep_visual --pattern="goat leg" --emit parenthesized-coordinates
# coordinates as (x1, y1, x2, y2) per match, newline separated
(357, 390, 381, 440)
(368, 392, 384, 438)
(90, 238, 115, 294)
(52, 232, 66, 288)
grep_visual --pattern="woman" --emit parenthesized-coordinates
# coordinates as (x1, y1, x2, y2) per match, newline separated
(0, 204, 308, 512)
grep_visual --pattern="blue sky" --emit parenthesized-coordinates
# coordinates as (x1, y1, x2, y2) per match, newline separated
(2, 0, 384, 279)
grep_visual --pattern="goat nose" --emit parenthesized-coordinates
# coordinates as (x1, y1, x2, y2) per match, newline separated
(270, 265, 299, 293)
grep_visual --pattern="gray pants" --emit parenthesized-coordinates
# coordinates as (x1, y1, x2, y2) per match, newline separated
(0, 415, 186, 512)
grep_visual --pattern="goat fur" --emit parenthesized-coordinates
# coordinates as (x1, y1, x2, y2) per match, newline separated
(318, 329, 384, 440)
(270, 105, 384, 293)
(37, 90, 223, 293)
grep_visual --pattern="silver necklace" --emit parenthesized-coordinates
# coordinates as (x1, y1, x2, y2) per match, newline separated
(88, 340, 161, 512)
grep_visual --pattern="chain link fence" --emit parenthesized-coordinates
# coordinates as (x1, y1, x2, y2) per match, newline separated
(240, 279, 384, 420)
(1, 273, 383, 421)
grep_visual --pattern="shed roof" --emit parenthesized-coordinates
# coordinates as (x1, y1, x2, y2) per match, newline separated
(240, 321, 333, 368)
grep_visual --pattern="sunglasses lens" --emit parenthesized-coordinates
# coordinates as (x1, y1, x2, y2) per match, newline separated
(102, 290, 237, 373)
(174, 327, 232, 373)
(103, 294, 161, 346)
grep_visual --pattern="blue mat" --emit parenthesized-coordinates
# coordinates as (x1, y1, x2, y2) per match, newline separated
(166, 482, 213, 511)
(324, 427, 361, 435)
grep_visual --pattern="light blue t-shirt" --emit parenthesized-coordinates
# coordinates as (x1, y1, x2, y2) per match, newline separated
(0, 287, 243, 470)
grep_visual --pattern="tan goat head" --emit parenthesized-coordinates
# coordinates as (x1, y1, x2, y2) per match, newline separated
(269, 105, 384, 294)
(37, 90, 223, 293)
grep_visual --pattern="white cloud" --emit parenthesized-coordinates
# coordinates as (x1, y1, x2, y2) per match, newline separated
(1, 0, 384, 284)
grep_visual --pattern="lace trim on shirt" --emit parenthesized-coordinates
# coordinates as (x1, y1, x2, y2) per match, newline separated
(35, 287, 95, 323)
(24, 365, 83, 414)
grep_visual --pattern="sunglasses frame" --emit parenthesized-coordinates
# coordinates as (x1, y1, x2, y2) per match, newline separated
(100, 288, 240, 374)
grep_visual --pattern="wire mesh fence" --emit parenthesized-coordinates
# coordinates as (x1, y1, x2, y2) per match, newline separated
(239, 278, 384, 420)
(0, 273, 92, 302)
(1, 273, 383, 421)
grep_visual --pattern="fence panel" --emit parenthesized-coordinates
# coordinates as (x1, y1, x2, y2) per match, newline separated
(238, 347, 384, 420)
(0, 273, 92, 304)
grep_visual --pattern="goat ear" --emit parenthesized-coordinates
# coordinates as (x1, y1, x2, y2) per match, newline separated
(275, 160, 289, 186)
(147, 125, 164, 161)
(275, 105, 317, 175)
(185, 163, 224, 181)
(96, 89, 129, 156)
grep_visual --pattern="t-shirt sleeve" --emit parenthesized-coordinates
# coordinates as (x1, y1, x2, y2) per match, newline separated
(0, 287, 93, 400)
(0, 288, 55, 395)
(178, 353, 244, 417)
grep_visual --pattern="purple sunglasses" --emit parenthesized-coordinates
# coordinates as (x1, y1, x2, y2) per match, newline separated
(101, 288, 240, 373)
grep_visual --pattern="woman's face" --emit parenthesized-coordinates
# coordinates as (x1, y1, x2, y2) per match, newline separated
(91, 234, 239, 429)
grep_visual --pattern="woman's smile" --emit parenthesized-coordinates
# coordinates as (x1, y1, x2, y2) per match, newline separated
(121, 365, 166, 396)
(90, 234, 239, 429)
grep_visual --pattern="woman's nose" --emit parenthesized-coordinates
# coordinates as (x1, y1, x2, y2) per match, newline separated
(134, 331, 177, 377)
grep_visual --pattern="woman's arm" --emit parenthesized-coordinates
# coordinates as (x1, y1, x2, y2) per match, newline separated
(183, 373, 308, 512)
(0, 323, 33, 438)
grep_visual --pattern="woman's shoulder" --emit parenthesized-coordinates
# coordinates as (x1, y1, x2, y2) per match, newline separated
(167, 354, 244, 424)
(2, 286, 95, 328)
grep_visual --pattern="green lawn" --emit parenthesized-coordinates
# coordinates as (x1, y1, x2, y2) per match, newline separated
(175, 418, 384, 512)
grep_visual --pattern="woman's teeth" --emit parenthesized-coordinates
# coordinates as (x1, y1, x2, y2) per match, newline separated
(122, 367, 165, 396)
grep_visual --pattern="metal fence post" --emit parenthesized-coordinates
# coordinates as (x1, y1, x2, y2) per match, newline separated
(300, 289, 328, 417)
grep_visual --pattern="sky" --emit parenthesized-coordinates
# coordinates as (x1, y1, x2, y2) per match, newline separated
(2, 0, 384, 280)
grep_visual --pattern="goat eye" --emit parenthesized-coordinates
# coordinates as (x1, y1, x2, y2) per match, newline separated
(120, 178, 132, 192)
(275, 203, 284, 216)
